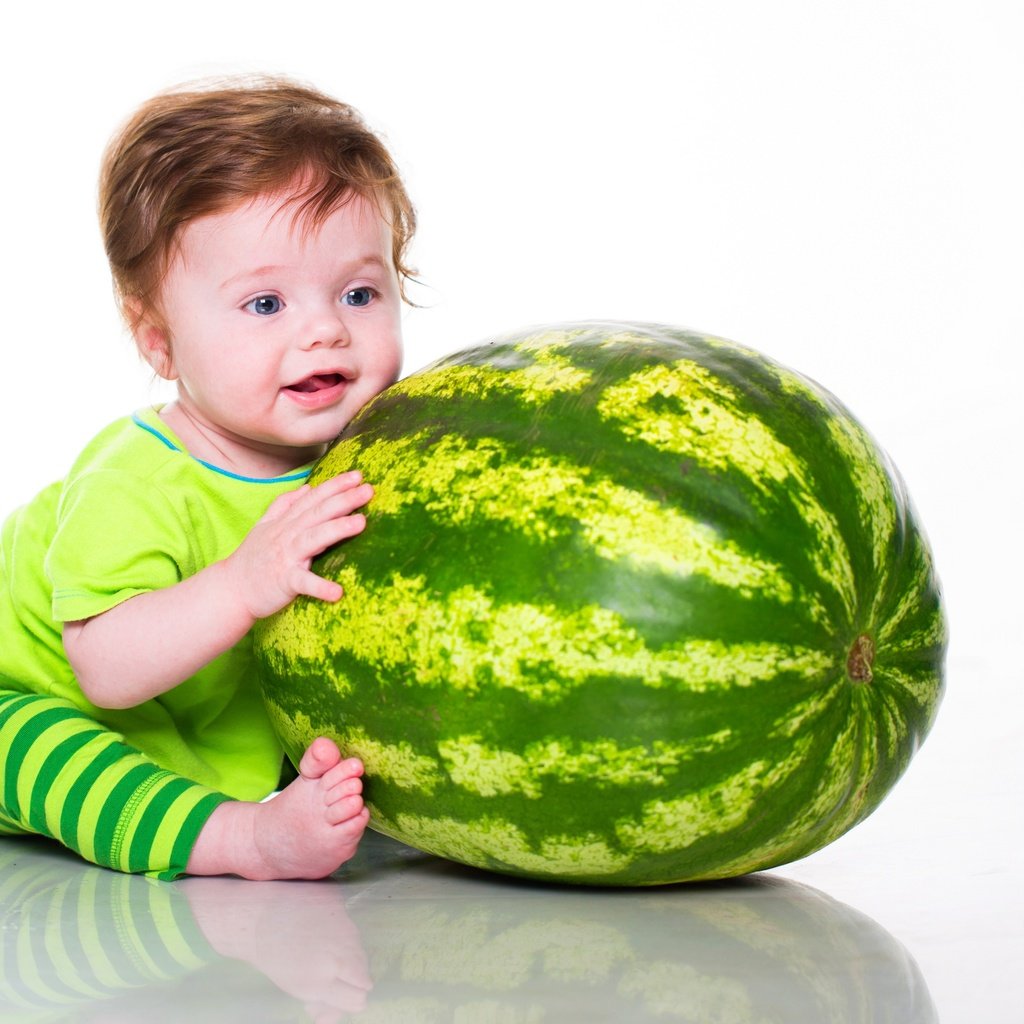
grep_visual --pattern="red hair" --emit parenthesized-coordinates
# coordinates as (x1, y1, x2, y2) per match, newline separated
(99, 76, 417, 327)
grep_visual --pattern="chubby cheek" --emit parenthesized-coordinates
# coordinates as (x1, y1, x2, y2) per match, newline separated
(382, 351, 403, 389)
(378, 333, 404, 387)
(354, 370, 397, 412)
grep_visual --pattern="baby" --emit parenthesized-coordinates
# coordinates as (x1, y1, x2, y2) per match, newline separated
(0, 77, 416, 880)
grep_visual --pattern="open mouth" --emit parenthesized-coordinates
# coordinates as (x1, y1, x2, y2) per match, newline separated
(286, 373, 345, 394)
(281, 371, 352, 408)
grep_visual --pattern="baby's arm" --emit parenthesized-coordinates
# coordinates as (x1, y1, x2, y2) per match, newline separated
(63, 472, 372, 709)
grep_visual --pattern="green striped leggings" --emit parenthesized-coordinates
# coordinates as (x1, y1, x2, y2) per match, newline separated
(0, 691, 230, 879)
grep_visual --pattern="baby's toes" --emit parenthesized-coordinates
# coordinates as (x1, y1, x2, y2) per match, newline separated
(320, 758, 365, 794)
(298, 737, 343, 779)
(324, 774, 362, 804)
(326, 795, 366, 826)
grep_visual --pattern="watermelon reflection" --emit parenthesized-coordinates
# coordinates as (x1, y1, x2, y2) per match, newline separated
(0, 833, 936, 1022)
(342, 833, 937, 1022)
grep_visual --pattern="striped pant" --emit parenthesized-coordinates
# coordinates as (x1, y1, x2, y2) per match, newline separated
(0, 691, 229, 879)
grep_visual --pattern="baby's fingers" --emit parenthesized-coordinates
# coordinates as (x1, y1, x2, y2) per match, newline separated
(301, 513, 369, 561)
(315, 483, 374, 522)
(295, 570, 345, 603)
(285, 478, 373, 526)
(259, 485, 312, 522)
(309, 471, 367, 499)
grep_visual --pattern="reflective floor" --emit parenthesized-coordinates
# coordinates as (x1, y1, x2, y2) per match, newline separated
(3, 655, 1019, 1023)
(1, 831, 939, 1024)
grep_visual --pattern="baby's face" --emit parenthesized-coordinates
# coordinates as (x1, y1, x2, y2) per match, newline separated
(140, 190, 403, 475)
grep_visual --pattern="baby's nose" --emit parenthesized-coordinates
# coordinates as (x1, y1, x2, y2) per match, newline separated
(305, 310, 349, 348)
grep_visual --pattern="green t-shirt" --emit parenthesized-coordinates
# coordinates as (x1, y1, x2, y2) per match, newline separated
(0, 406, 313, 801)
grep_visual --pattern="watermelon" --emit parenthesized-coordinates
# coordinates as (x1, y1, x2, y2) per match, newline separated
(254, 321, 945, 885)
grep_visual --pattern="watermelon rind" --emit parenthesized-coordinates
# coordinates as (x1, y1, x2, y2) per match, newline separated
(255, 321, 945, 885)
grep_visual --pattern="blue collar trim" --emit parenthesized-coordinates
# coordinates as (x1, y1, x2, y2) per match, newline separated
(131, 413, 311, 484)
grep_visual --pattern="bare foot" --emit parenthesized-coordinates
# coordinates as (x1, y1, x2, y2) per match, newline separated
(187, 737, 370, 880)
(183, 876, 372, 1018)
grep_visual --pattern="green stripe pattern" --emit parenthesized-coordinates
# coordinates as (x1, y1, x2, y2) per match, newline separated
(0, 692, 228, 879)
(255, 321, 946, 885)
(0, 845, 213, 1014)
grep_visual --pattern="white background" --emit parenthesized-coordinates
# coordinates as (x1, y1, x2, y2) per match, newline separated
(1, 1, 1020, 1018)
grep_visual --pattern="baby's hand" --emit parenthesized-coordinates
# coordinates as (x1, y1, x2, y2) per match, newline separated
(226, 471, 373, 620)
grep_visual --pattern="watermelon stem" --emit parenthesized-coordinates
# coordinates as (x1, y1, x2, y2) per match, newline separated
(846, 635, 875, 683)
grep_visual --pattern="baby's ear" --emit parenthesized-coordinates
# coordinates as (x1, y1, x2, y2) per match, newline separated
(127, 299, 177, 381)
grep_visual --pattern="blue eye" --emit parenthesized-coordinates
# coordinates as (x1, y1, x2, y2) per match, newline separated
(343, 288, 374, 307)
(248, 295, 282, 316)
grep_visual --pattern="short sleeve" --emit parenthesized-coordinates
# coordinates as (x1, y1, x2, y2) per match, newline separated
(45, 469, 194, 623)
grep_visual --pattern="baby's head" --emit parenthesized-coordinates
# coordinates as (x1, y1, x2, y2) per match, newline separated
(99, 76, 416, 335)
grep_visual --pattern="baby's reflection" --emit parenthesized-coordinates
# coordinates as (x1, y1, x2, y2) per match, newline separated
(0, 843, 370, 1022)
